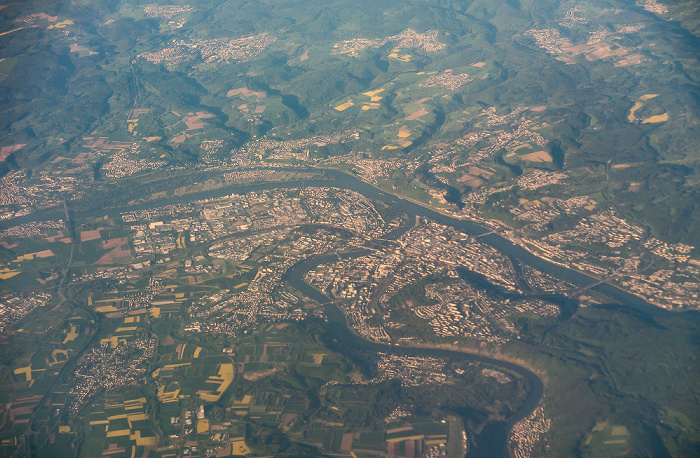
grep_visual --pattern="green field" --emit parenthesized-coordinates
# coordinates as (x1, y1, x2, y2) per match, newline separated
(0, 0, 699, 456)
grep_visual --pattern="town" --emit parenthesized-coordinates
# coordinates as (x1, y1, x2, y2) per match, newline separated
(138, 32, 276, 66)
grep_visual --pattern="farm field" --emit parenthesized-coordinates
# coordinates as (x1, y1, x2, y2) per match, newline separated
(0, 0, 699, 457)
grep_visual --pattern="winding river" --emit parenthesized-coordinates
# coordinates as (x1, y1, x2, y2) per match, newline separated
(3, 168, 698, 456)
(284, 251, 543, 458)
(5, 169, 697, 320)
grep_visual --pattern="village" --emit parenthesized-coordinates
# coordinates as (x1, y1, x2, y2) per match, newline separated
(138, 32, 276, 66)
(67, 336, 157, 414)
(0, 291, 52, 334)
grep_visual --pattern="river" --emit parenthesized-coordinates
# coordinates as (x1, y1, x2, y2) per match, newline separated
(284, 251, 543, 458)
(4, 168, 697, 321)
(3, 167, 698, 456)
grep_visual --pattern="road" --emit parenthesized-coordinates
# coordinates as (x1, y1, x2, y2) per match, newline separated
(23, 193, 102, 458)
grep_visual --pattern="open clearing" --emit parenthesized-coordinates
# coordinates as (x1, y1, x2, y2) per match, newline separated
(642, 113, 668, 123)
(521, 150, 553, 162)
